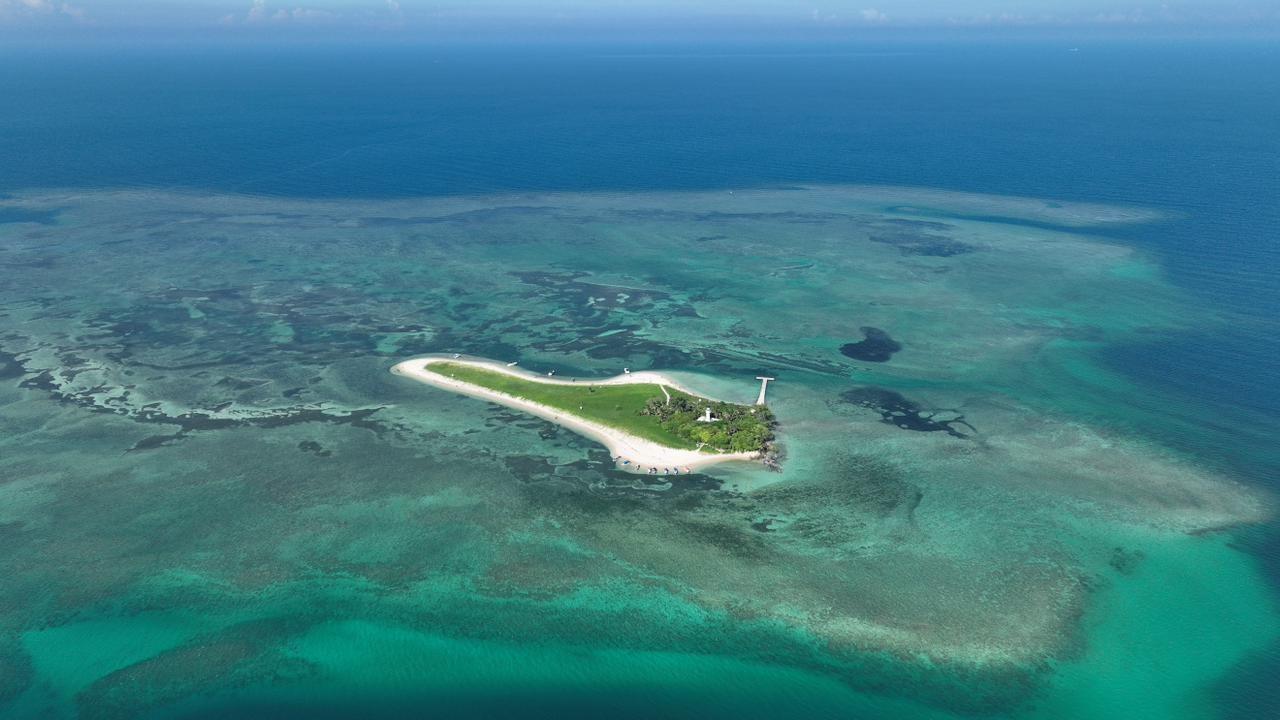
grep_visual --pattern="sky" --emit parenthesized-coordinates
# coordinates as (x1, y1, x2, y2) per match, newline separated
(2, 0, 1278, 39)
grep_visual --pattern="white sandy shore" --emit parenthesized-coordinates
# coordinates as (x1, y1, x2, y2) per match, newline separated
(391, 356, 761, 473)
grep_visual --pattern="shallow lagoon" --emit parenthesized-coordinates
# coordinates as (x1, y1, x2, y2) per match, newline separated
(0, 186, 1274, 719)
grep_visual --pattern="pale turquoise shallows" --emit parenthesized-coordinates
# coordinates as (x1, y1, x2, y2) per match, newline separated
(0, 186, 1273, 720)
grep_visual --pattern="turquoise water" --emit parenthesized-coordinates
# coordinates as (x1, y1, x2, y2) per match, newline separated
(1, 41, 1278, 719)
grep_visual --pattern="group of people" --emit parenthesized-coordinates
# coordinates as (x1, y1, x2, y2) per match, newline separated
(613, 457, 693, 475)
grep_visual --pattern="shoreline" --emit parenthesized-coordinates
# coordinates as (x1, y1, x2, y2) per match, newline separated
(391, 356, 762, 474)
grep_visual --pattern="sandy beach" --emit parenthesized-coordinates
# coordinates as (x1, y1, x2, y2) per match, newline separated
(392, 356, 760, 473)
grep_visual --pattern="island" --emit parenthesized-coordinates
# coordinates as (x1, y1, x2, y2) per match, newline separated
(392, 356, 778, 474)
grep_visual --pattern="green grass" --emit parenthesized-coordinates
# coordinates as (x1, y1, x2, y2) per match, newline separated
(427, 362, 703, 450)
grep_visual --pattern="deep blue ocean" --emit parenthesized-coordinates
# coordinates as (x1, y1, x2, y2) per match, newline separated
(1, 38, 1277, 717)
(6, 40, 1275, 465)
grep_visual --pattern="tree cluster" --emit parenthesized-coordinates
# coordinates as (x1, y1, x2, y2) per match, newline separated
(640, 395, 777, 453)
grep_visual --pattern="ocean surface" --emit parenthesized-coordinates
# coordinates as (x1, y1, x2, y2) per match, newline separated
(0, 39, 1277, 719)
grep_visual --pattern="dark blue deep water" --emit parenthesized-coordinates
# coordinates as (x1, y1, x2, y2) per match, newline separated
(6, 41, 1275, 463)
(1, 39, 1277, 717)
(3, 41, 1276, 319)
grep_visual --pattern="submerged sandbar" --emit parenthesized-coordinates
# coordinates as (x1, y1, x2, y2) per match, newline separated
(393, 356, 776, 473)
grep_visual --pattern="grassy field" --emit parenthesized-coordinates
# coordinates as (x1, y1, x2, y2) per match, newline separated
(426, 362, 703, 450)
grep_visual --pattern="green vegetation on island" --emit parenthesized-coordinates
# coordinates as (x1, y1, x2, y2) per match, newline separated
(428, 362, 776, 454)
(640, 395, 776, 453)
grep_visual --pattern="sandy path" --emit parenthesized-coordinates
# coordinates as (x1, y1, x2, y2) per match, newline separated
(391, 356, 760, 473)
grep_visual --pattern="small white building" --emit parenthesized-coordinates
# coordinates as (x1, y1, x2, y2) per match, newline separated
(696, 407, 718, 423)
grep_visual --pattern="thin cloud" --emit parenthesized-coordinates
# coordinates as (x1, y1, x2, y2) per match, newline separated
(221, 0, 338, 26)
(8, 1, 1280, 35)
(860, 8, 890, 24)
(0, 0, 86, 24)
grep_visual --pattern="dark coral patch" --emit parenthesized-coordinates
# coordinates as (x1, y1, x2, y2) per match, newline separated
(841, 386, 975, 438)
(0, 350, 24, 380)
(840, 327, 902, 363)
(298, 440, 332, 457)
(870, 232, 975, 257)
(1109, 547, 1145, 574)
(128, 433, 186, 452)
